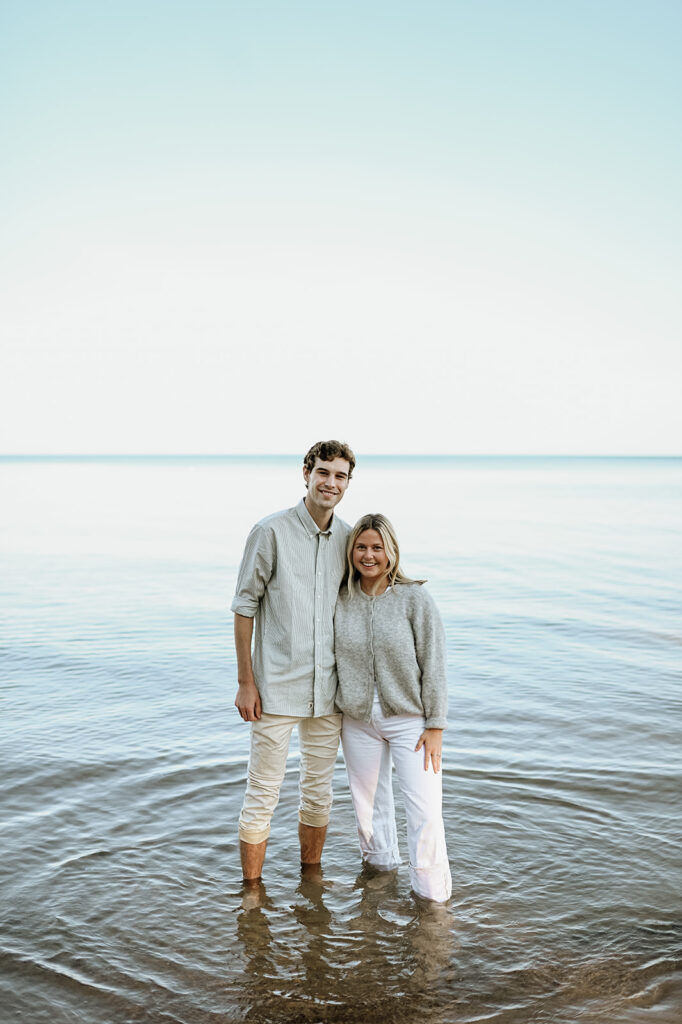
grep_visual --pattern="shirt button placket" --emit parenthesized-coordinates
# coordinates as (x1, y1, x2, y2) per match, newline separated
(370, 599, 376, 699)
(313, 533, 322, 713)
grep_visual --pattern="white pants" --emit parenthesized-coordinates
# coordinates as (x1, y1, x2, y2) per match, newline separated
(341, 700, 452, 903)
(239, 712, 342, 844)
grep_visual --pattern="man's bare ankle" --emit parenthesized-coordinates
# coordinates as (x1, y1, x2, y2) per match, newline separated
(300, 861, 324, 883)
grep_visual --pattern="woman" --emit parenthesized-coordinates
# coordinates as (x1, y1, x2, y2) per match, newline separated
(334, 513, 452, 903)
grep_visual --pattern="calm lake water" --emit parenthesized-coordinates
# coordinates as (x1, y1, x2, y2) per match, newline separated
(1, 455, 681, 1024)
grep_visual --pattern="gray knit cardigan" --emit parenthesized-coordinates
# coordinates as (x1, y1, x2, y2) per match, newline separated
(334, 581, 448, 729)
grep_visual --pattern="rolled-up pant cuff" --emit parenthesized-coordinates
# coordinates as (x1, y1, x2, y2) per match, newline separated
(362, 845, 402, 870)
(239, 824, 271, 844)
(298, 809, 330, 828)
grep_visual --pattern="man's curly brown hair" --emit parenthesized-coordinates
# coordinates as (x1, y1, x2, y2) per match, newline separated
(303, 440, 356, 479)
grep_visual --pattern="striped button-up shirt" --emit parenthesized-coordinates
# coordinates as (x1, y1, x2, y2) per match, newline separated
(231, 498, 350, 717)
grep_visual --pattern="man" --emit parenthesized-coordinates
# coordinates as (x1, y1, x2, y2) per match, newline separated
(232, 439, 355, 885)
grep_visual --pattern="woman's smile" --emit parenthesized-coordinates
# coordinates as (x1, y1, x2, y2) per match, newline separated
(352, 529, 389, 592)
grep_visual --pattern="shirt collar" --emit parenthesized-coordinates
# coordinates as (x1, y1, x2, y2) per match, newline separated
(295, 497, 336, 537)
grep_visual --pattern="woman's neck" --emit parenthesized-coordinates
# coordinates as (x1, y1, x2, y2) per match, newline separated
(359, 575, 389, 596)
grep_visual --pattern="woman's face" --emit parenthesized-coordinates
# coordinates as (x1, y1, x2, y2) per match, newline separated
(352, 528, 389, 585)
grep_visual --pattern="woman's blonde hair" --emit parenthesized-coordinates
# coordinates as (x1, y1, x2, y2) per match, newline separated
(343, 513, 425, 595)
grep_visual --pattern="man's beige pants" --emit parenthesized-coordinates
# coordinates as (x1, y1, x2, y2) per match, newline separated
(238, 712, 342, 844)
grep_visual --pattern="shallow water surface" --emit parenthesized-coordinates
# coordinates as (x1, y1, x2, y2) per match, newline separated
(1, 456, 681, 1023)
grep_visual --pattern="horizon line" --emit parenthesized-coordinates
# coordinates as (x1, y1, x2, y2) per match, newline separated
(1, 453, 681, 460)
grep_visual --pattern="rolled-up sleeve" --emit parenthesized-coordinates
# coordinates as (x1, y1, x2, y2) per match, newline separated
(231, 524, 276, 617)
(412, 590, 448, 729)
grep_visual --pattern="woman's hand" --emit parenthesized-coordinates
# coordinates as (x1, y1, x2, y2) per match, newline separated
(415, 728, 443, 772)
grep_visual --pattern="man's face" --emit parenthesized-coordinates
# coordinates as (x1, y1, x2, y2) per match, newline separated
(303, 457, 351, 515)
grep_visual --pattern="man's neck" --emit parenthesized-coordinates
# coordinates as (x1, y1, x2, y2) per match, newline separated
(304, 496, 333, 533)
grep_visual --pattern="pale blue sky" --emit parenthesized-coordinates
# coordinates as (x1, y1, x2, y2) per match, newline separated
(1, 1, 680, 453)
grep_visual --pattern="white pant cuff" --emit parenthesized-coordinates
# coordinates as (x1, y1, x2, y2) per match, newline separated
(362, 847, 402, 870)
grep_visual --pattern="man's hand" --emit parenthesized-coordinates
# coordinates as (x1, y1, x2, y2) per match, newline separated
(235, 679, 262, 721)
(415, 728, 443, 772)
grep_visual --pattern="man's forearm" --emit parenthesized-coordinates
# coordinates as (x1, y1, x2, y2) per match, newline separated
(234, 613, 262, 720)
(234, 613, 255, 682)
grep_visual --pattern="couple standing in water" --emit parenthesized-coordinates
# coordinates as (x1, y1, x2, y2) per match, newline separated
(232, 440, 451, 903)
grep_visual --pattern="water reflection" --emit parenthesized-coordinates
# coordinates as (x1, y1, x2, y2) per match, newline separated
(235, 867, 458, 1023)
(232, 866, 682, 1024)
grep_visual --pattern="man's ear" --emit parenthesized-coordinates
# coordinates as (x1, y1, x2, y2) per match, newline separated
(302, 465, 310, 489)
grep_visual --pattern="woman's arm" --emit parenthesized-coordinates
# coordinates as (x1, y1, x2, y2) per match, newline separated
(412, 588, 448, 729)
